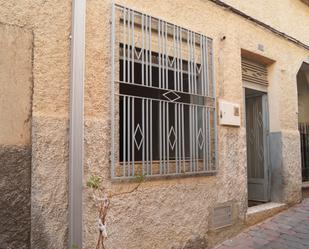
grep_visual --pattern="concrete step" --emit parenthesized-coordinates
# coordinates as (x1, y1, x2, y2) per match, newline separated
(302, 181, 309, 199)
(246, 202, 287, 226)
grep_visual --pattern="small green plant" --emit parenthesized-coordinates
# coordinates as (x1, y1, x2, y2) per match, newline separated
(72, 244, 79, 249)
(87, 173, 145, 249)
(87, 175, 102, 190)
(134, 173, 145, 183)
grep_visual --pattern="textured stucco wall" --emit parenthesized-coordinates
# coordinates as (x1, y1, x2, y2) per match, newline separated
(0, 145, 31, 249)
(83, 0, 307, 249)
(270, 131, 302, 204)
(0, 1, 71, 248)
(0, 24, 33, 249)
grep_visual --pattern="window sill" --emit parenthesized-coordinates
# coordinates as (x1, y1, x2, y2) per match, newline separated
(111, 170, 218, 182)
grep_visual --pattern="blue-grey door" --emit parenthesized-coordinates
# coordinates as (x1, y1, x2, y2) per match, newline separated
(246, 93, 270, 202)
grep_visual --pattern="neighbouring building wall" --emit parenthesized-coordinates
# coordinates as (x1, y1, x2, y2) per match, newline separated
(83, 0, 307, 249)
(0, 23, 33, 249)
(0, 1, 71, 249)
(222, 0, 309, 46)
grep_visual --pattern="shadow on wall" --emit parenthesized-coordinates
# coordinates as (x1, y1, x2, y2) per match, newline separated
(0, 145, 31, 249)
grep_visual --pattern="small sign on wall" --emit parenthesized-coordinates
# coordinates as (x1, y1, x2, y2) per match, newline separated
(219, 100, 241, 126)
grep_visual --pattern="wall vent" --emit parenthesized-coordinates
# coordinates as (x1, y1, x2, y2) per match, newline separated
(242, 59, 268, 86)
(212, 203, 233, 229)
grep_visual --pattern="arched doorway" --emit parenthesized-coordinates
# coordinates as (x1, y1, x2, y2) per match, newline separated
(297, 62, 309, 182)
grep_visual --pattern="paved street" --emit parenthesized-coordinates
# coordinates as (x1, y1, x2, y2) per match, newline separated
(215, 199, 309, 249)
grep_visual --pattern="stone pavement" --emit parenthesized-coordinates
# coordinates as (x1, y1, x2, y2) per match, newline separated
(215, 199, 309, 249)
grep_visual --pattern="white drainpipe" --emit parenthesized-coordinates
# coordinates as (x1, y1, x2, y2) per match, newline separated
(69, 0, 86, 248)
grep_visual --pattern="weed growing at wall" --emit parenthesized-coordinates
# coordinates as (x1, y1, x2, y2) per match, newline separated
(87, 174, 144, 249)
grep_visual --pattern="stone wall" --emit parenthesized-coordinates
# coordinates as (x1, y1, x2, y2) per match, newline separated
(0, 24, 33, 249)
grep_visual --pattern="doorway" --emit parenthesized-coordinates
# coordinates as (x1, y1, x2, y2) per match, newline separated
(297, 62, 309, 182)
(245, 88, 270, 206)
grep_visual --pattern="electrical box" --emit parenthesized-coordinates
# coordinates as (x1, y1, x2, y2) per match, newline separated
(219, 100, 241, 126)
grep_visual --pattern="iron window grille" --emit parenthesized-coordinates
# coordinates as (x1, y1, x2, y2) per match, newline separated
(111, 5, 217, 179)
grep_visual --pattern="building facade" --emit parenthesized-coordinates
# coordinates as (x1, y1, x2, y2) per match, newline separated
(0, 0, 309, 249)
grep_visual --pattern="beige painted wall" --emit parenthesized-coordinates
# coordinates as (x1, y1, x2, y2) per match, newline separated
(223, 0, 309, 46)
(297, 70, 309, 123)
(0, 24, 33, 145)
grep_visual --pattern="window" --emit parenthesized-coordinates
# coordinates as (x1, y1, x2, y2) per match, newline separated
(111, 5, 217, 179)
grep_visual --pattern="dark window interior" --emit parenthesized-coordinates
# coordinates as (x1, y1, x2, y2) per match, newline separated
(119, 46, 204, 162)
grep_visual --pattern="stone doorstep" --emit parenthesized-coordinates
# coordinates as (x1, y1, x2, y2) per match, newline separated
(246, 202, 288, 226)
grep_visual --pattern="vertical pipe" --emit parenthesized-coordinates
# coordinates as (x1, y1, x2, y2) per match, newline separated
(69, 0, 86, 248)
